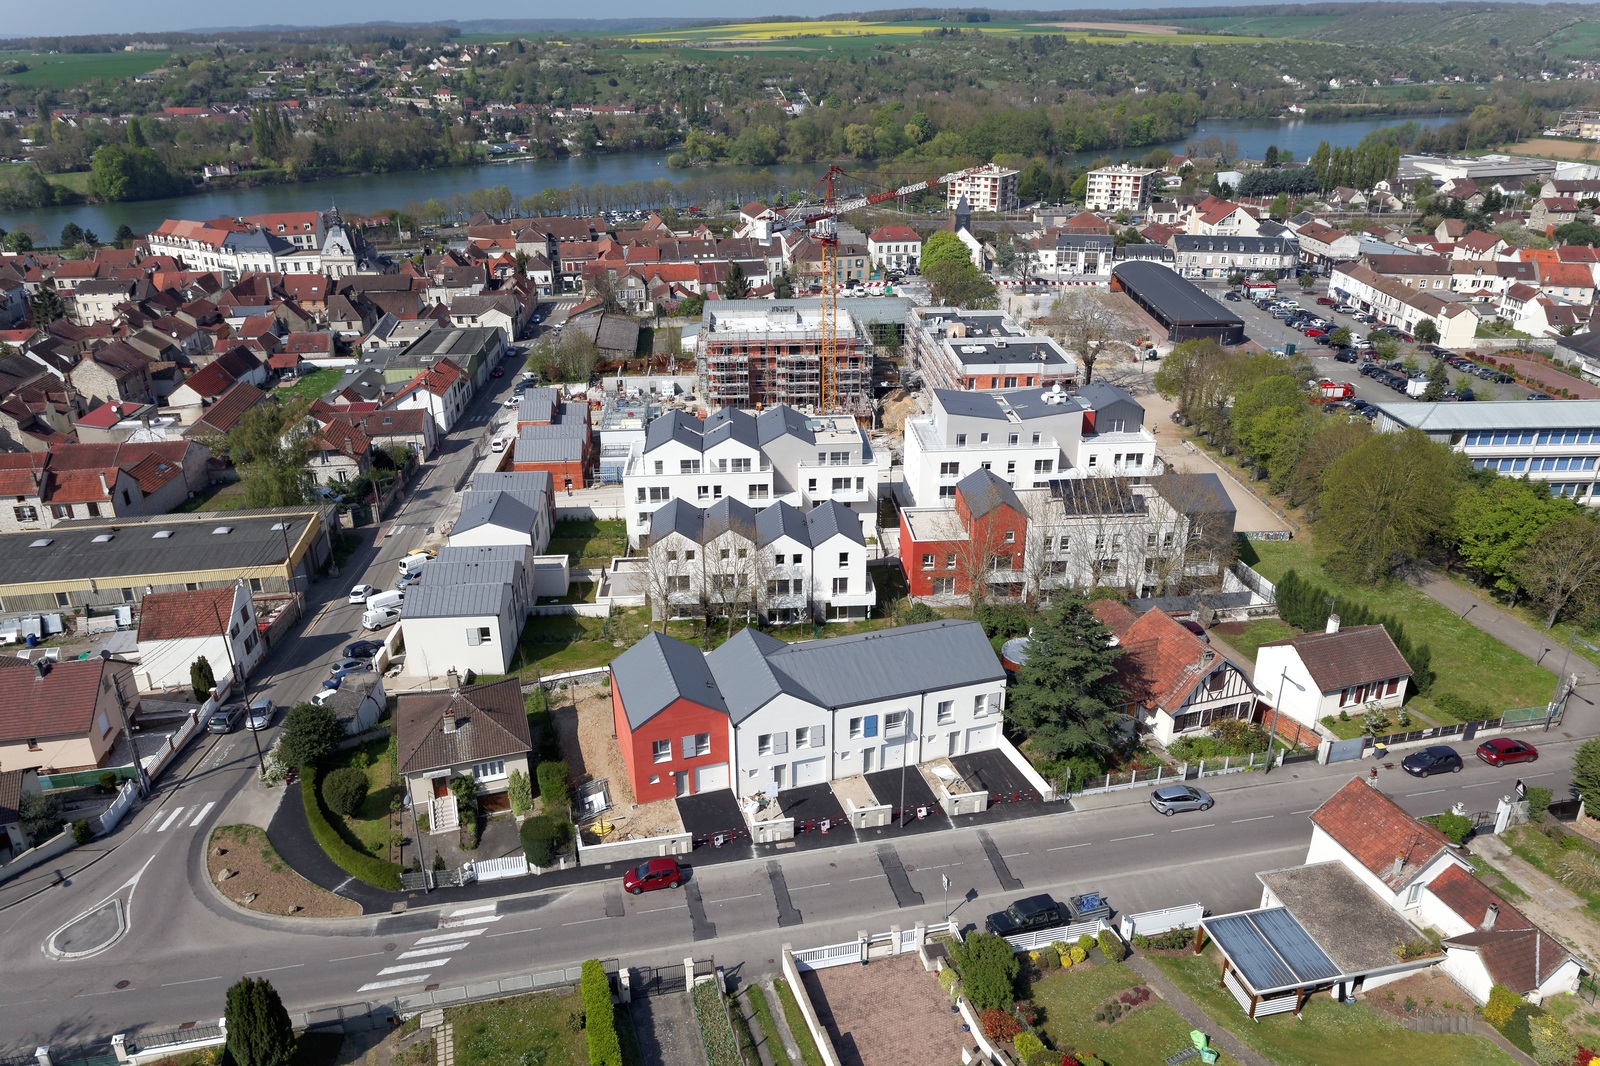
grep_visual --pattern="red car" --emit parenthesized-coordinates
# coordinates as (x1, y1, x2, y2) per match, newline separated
(1316, 296, 1338, 306)
(1304, 328, 1328, 338)
(491, 366, 505, 378)
(1475, 737, 1538, 766)
(623, 856, 683, 894)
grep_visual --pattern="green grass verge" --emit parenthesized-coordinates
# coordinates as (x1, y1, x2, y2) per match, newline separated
(746, 984, 785, 1060)
(275, 367, 342, 403)
(1469, 856, 1531, 904)
(726, 991, 760, 1065)
(1148, 950, 1517, 1066)
(1032, 960, 1196, 1066)
(446, 989, 588, 1066)
(324, 739, 396, 859)
(1246, 538, 1553, 716)
(547, 518, 628, 569)
(773, 979, 825, 1066)
(1504, 825, 1600, 919)
(692, 981, 741, 1066)
(300, 770, 401, 891)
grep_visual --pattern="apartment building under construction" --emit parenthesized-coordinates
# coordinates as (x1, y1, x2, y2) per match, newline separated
(696, 302, 871, 414)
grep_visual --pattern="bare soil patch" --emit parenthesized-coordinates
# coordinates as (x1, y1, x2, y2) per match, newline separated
(550, 684, 683, 843)
(1045, 20, 1179, 32)
(207, 824, 361, 918)
(1504, 138, 1600, 161)
(1363, 971, 1477, 1021)
(879, 388, 917, 435)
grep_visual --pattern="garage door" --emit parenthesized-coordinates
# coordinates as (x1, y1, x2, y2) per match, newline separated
(965, 725, 997, 753)
(694, 762, 729, 793)
(794, 757, 826, 786)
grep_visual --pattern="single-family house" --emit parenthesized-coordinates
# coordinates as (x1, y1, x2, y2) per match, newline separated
(1254, 618, 1412, 736)
(396, 676, 533, 829)
(609, 631, 735, 803)
(0, 767, 41, 858)
(135, 584, 264, 694)
(0, 657, 136, 774)
(398, 579, 520, 679)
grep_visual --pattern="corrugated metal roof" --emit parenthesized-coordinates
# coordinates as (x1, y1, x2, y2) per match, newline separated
(1204, 908, 1340, 994)
(1373, 399, 1600, 433)
(514, 423, 586, 462)
(1112, 260, 1244, 327)
(471, 470, 552, 496)
(436, 543, 529, 567)
(611, 631, 728, 729)
(706, 627, 798, 724)
(459, 489, 546, 524)
(416, 559, 522, 590)
(401, 581, 511, 619)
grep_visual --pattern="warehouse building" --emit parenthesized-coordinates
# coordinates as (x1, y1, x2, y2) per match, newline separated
(1110, 261, 1245, 345)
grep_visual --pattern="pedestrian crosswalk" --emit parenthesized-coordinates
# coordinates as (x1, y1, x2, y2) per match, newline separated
(142, 800, 217, 834)
(355, 904, 500, 994)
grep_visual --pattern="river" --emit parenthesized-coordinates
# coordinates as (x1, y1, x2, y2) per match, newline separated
(2, 112, 1461, 242)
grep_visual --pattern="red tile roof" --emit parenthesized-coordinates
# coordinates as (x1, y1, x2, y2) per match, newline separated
(1258, 625, 1411, 694)
(124, 453, 183, 494)
(0, 658, 118, 745)
(1105, 608, 1238, 713)
(193, 381, 267, 435)
(178, 360, 238, 401)
(1310, 778, 1452, 890)
(137, 587, 238, 642)
(1089, 600, 1141, 639)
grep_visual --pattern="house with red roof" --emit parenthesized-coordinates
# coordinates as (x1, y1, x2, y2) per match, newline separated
(134, 584, 262, 694)
(0, 656, 138, 774)
(867, 225, 923, 272)
(187, 381, 268, 439)
(390, 358, 469, 434)
(308, 417, 372, 489)
(1254, 617, 1412, 737)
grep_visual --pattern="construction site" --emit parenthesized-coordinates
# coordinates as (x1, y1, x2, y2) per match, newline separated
(695, 302, 873, 415)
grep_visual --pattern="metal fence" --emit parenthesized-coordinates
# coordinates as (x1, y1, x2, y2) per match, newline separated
(632, 964, 689, 998)
(128, 1023, 225, 1054)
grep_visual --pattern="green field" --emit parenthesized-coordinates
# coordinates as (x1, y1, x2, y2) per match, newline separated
(275, 367, 341, 403)
(1168, 14, 1342, 37)
(616, 18, 1269, 49)
(1545, 21, 1600, 59)
(0, 50, 174, 90)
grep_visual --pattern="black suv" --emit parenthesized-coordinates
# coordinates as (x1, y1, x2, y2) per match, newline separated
(985, 894, 1065, 937)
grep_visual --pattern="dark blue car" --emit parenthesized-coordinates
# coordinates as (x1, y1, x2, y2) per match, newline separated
(1401, 745, 1463, 778)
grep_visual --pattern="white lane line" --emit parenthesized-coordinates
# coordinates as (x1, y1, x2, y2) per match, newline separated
(711, 894, 761, 904)
(487, 928, 538, 938)
(1109, 833, 1155, 842)
(1001, 853, 1030, 858)
(156, 807, 187, 833)
(358, 975, 432, 993)
(447, 904, 497, 917)
(849, 874, 884, 882)
(1231, 816, 1274, 823)
(441, 915, 502, 928)
(376, 960, 442, 976)
(561, 916, 614, 927)
(1407, 789, 1446, 797)
(161, 976, 225, 987)
(398, 944, 467, 960)
(329, 951, 388, 962)
(1047, 843, 1092, 852)
(788, 883, 831, 891)
(246, 963, 305, 976)
(188, 801, 216, 828)
(1291, 808, 1318, 815)
(1460, 782, 1496, 789)
(415, 929, 486, 945)
(920, 863, 963, 871)
(1171, 823, 1215, 833)
(1525, 772, 1556, 779)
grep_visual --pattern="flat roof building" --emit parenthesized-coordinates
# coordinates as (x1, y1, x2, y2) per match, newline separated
(947, 164, 1020, 213)
(697, 302, 871, 415)
(906, 307, 1077, 393)
(1111, 261, 1245, 344)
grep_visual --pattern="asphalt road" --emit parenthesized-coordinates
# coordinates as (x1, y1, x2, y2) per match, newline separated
(0, 720, 1583, 1053)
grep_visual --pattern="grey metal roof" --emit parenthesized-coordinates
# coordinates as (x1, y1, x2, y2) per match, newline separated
(755, 620, 1004, 714)
(704, 497, 760, 541)
(1372, 399, 1600, 433)
(610, 631, 728, 728)
(1172, 234, 1297, 254)
(804, 500, 864, 545)
(1202, 908, 1340, 994)
(436, 544, 529, 567)
(755, 405, 815, 445)
(416, 559, 523, 590)
(401, 581, 512, 619)
(454, 491, 538, 537)
(460, 488, 548, 522)
(955, 469, 1023, 519)
(701, 408, 760, 449)
(1076, 381, 1137, 413)
(936, 386, 1087, 422)
(514, 422, 586, 463)
(1112, 260, 1243, 327)
(649, 498, 704, 543)
(520, 387, 558, 424)
(471, 470, 553, 497)
(644, 409, 706, 452)
(756, 501, 810, 548)
(934, 389, 1005, 419)
(705, 627, 800, 724)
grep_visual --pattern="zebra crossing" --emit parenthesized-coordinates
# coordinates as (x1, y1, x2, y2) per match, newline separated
(356, 904, 501, 994)
(141, 800, 218, 835)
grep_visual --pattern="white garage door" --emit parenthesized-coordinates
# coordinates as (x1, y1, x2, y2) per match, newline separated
(965, 724, 997, 753)
(694, 762, 730, 793)
(794, 757, 826, 786)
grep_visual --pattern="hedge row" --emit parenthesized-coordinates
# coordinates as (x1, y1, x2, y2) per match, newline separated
(300, 771, 402, 891)
(538, 760, 570, 817)
(581, 959, 622, 1066)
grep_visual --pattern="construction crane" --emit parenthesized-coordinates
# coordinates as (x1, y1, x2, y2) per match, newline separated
(765, 164, 992, 414)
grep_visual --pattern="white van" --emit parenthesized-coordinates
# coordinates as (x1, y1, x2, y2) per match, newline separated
(366, 589, 404, 612)
(362, 605, 402, 630)
(397, 554, 432, 578)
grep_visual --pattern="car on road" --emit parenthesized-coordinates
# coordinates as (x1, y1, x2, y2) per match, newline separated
(348, 584, 379, 604)
(623, 857, 682, 894)
(329, 656, 372, 675)
(362, 605, 402, 630)
(1401, 745, 1464, 777)
(1476, 737, 1539, 766)
(405, 548, 436, 560)
(207, 703, 243, 733)
(345, 639, 383, 659)
(1223, 290, 1241, 301)
(245, 698, 275, 731)
(504, 396, 520, 407)
(1150, 784, 1213, 816)
(1335, 349, 1359, 363)
(985, 894, 1066, 936)
(491, 366, 504, 378)
(396, 571, 423, 589)
(323, 667, 373, 691)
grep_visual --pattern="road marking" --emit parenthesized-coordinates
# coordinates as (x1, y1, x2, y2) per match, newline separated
(161, 976, 225, 987)
(1525, 772, 1556, 780)
(1291, 808, 1318, 815)
(358, 975, 432, 993)
(487, 928, 537, 938)
(246, 963, 305, 976)
(1109, 833, 1155, 842)
(188, 802, 216, 828)
(561, 916, 615, 927)
(447, 904, 497, 917)
(1171, 823, 1215, 833)
(1231, 816, 1274, 823)
(441, 915, 502, 928)
(1407, 789, 1446, 797)
(920, 863, 963, 871)
(329, 951, 388, 962)
(788, 883, 831, 891)
(398, 944, 467, 960)
(376, 960, 442, 976)
(1047, 843, 1092, 852)
(156, 808, 187, 833)
(711, 893, 761, 904)
(415, 929, 485, 944)
(1001, 853, 1029, 858)
(849, 874, 884, 882)
(1460, 782, 1495, 789)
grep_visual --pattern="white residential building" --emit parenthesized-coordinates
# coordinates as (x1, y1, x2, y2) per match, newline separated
(947, 164, 1019, 213)
(399, 579, 521, 679)
(134, 584, 264, 694)
(1253, 619, 1413, 736)
(867, 225, 923, 272)
(1084, 165, 1159, 213)
(905, 307, 1077, 392)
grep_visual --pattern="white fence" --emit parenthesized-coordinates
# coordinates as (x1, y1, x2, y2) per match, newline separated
(142, 710, 200, 782)
(1003, 918, 1113, 954)
(471, 855, 530, 882)
(575, 829, 693, 864)
(1120, 903, 1205, 942)
(792, 940, 861, 970)
(790, 921, 957, 972)
(97, 781, 139, 835)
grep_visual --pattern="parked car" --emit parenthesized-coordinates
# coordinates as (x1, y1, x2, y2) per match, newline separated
(1316, 296, 1338, 306)
(1150, 784, 1213, 816)
(405, 548, 436, 560)
(1528, 391, 1554, 401)
(1223, 290, 1242, 301)
(1335, 349, 1359, 364)
(362, 605, 402, 630)
(1335, 304, 1359, 314)
(491, 437, 509, 453)
(348, 584, 379, 604)
(245, 698, 275, 732)
(623, 857, 683, 894)
(491, 366, 505, 378)
(1401, 745, 1464, 777)
(985, 894, 1066, 936)
(1305, 329, 1329, 339)
(345, 639, 383, 659)
(329, 656, 372, 675)
(504, 396, 520, 408)
(1476, 737, 1539, 766)
(323, 667, 373, 691)
(396, 571, 423, 590)
(206, 703, 243, 734)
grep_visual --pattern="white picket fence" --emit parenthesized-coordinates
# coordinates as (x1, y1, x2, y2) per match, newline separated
(791, 921, 957, 971)
(1119, 903, 1205, 942)
(1003, 918, 1112, 954)
(97, 781, 139, 835)
(472, 855, 530, 882)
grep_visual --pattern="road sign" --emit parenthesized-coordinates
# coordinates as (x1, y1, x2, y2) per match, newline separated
(942, 873, 951, 891)
(1516, 779, 1527, 800)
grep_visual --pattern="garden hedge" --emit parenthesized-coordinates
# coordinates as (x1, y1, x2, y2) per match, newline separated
(300, 771, 401, 891)
(581, 959, 622, 1066)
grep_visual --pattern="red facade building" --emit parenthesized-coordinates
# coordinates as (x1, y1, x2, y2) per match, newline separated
(899, 469, 1027, 600)
(609, 632, 733, 803)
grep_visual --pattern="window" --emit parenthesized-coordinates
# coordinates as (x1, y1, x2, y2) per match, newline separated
(758, 732, 788, 756)
(668, 576, 690, 591)
(648, 487, 670, 502)
(832, 477, 850, 492)
(796, 725, 825, 748)
(849, 717, 864, 739)
(747, 484, 770, 501)
(679, 459, 701, 474)
(54, 591, 69, 607)
(732, 458, 751, 473)
(681, 733, 710, 758)
(808, 479, 817, 493)
(684, 550, 696, 561)
(945, 552, 957, 570)
(1003, 530, 1015, 544)
(955, 434, 967, 447)
(466, 626, 492, 645)
(921, 553, 935, 571)
(1404, 882, 1424, 908)
(697, 486, 710, 501)
(932, 577, 955, 595)
(974, 693, 992, 717)
(937, 700, 955, 725)
(666, 550, 678, 562)
(833, 577, 849, 595)
(830, 451, 849, 465)
(652, 740, 671, 763)
(1032, 433, 1041, 445)
(1087, 455, 1098, 468)
(471, 759, 506, 781)
(884, 710, 907, 735)
(838, 552, 849, 568)
(1034, 460, 1052, 474)
(1008, 434, 1019, 446)
(939, 462, 960, 479)
(12, 506, 36, 523)
(653, 460, 664, 475)
(938, 486, 956, 500)
(1006, 461, 1016, 475)
(51, 504, 71, 519)
(980, 433, 989, 443)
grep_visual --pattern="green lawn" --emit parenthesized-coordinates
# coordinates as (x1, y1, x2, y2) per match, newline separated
(448, 990, 588, 1066)
(0, 49, 174, 89)
(324, 739, 397, 860)
(1149, 950, 1517, 1066)
(1210, 617, 1294, 664)
(1244, 538, 1553, 718)
(548, 519, 628, 569)
(276, 367, 342, 403)
(1504, 825, 1600, 920)
(1031, 961, 1197, 1066)
(173, 480, 247, 514)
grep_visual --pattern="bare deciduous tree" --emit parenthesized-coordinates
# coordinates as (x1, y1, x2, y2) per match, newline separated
(1035, 289, 1140, 386)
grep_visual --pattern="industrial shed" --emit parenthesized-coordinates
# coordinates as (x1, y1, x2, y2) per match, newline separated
(1111, 261, 1245, 345)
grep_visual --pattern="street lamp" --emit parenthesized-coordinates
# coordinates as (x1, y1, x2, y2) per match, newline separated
(1547, 630, 1599, 731)
(210, 597, 264, 775)
(1264, 672, 1305, 775)
(898, 710, 915, 828)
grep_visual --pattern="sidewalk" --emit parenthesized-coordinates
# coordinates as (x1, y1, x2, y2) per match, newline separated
(1124, 955, 1272, 1066)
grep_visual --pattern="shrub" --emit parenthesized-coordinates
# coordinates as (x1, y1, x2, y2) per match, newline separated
(1050, 941, 1071, 957)
(322, 766, 369, 817)
(1070, 946, 1087, 965)
(980, 1007, 1022, 1041)
(951, 932, 1020, 1012)
(939, 967, 960, 998)
(1014, 1001, 1038, 1027)
(1530, 1012, 1576, 1066)
(519, 813, 572, 867)
(1038, 946, 1060, 970)
(1527, 786, 1553, 824)
(1484, 984, 1521, 1030)
(1560, 833, 1591, 852)
(538, 760, 570, 817)
(1077, 935, 1095, 954)
(279, 701, 345, 770)
(581, 959, 622, 1066)
(1014, 1033, 1046, 1060)
(19, 792, 63, 845)
(507, 768, 533, 817)
(97, 770, 118, 792)
(71, 818, 93, 844)
(691, 981, 740, 1066)
(1131, 926, 1193, 951)
(1097, 929, 1127, 963)
(299, 773, 401, 890)
(1425, 812, 1473, 845)
(1120, 986, 1152, 1007)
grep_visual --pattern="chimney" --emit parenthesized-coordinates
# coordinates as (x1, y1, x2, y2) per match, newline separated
(442, 706, 458, 734)
(98, 470, 110, 497)
(1390, 854, 1404, 880)
(1482, 903, 1499, 932)
(446, 667, 460, 694)
(1326, 613, 1341, 635)
(33, 658, 50, 679)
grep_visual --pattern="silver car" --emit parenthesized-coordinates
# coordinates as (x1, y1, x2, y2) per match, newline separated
(1150, 784, 1214, 816)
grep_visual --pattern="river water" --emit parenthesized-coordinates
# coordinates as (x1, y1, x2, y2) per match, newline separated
(2, 112, 1460, 241)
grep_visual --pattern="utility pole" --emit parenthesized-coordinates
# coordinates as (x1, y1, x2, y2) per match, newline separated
(99, 651, 149, 798)
(211, 596, 264, 774)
